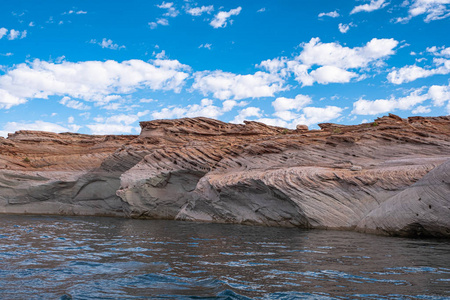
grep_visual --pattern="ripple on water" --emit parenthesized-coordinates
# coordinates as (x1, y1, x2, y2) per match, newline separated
(0, 215, 449, 299)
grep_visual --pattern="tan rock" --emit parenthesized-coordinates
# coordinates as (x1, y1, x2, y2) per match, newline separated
(1, 115, 449, 238)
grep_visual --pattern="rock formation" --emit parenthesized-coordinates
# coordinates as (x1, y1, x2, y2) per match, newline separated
(1, 114, 449, 238)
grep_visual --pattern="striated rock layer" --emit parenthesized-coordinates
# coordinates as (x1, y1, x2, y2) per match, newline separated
(1, 114, 449, 238)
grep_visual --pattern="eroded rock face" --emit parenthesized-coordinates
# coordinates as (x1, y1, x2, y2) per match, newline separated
(1, 115, 449, 237)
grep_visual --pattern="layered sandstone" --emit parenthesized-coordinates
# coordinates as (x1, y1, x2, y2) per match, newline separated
(1, 114, 449, 238)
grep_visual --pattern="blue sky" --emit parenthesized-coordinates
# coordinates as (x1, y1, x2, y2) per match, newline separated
(0, 0, 449, 136)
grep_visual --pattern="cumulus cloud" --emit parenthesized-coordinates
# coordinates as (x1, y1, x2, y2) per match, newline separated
(257, 105, 343, 128)
(87, 111, 149, 135)
(309, 66, 358, 84)
(426, 45, 450, 57)
(210, 7, 242, 28)
(0, 59, 190, 109)
(272, 95, 312, 112)
(318, 11, 340, 18)
(396, 0, 450, 23)
(192, 70, 285, 100)
(152, 98, 233, 120)
(259, 37, 398, 86)
(90, 38, 125, 50)
(6, 29, 27, 40)
(295, 106, 343, 126)
(266, 94, 343, 127)
(60, 96, 91, 110)
(387, 58, 450, 84)
(428, 84, 450, 106)
(351, 0, 389, 14)
(157, 2, 179, 17)
(298, 37, 398, 69)
(186, 5, 214, 16)
(352, 84, 450, 115)
(0, 89, 27, 109)
(1, 121, 72, 137)
(412, 105, 431, 114)
(338, 23, 350, 33)
(149, 18, 169, 29)
(338, 23, 356, 33)
(0, 28, 7, 39)
(231, 107, 262, 123)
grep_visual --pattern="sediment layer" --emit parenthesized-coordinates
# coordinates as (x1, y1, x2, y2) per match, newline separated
(1, 114, 449, 238)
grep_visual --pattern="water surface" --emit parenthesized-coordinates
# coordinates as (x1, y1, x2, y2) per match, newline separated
(0, 215, 449, 299)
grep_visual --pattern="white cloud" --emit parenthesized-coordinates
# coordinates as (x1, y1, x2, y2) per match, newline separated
(210, 7, 242, 28)
(257, 8, 266, 13)
(318, 11, 340, 18)
(0, 28, 7, 39)
(298, 37, 398, 69)
(351, 0, 389, 14)
(154, 50, 166, 59)
(140, 98, 157, 103)
(412, 105, 432, 114)
(1, 121, 71, 136)
(338, 23, 350, 33)
(338, 23, 355, 33)
(192, 70, 285, 100)
(257, 37, 398, 86)
(157, 18, 169, 25)
(231, 107, 262, 123)
(0, 89, 27, 109)
(309, 66, 358, 84)
(86, 124, 137, 135)
(267, 93, 343, 127)
(199, 43, 212, 50)
(90, 38, 125, 50)
(157, 2, 179, 17)
(186, 5, 214, 16)
(87, 111, 149, 135)
(152, 98, 230, 120)
(59, 96, 91, 110)
(428, 84, 450, 106)
(272, 95, 312, 112)
(396, 0, 450, 23)
(0, 59, 190, 109)
(63, 10, 87, 15)
(8, 29, 20, 40)
(387, 59, 450, 84)
(149, 18, 169, 29)
(29, 22, 35, 27)
(100, 38, 124, 50)
(351, 87, 439, 115)
(294, 106, 343, 126)
(426, 46, 450, 57)
(68, 116, 74, 123)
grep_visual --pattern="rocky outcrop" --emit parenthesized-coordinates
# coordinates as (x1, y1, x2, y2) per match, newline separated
(1, 114, 449, 238)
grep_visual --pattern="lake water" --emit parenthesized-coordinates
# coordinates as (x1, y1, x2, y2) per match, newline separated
(0, 215, 449, 299)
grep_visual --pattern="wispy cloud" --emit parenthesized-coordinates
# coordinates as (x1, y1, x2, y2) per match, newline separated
(318, 11, 340, 18)
(186, 5, 214, 16)
(210, 7, 242, 28)
(90, 38, 125, 50)
(350, 0, 389, 14)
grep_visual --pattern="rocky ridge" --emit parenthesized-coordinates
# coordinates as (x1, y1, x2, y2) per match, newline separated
(0, 114, 449, 237)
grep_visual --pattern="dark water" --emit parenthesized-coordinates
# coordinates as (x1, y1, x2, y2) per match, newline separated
(0, 215, 449, 299)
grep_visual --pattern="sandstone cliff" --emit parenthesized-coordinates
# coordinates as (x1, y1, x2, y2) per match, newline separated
(1, 114, 449, 238)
